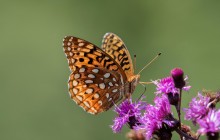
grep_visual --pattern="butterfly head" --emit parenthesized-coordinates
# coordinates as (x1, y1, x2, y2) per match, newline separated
(130, 74, 140, 88)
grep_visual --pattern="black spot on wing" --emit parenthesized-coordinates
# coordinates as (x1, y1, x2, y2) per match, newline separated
(120, 61, 130, 68)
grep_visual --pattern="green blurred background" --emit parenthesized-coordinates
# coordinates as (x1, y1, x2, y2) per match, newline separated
(1, 0, 220, 140)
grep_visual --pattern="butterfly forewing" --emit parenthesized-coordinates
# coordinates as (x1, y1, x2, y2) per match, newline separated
(63, 36, 128, 114)
(102, 33, 134, 80)
(63, 36, 126, 80)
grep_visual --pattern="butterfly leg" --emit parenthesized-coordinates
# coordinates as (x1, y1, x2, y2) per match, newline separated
(139, 81, 153, 85)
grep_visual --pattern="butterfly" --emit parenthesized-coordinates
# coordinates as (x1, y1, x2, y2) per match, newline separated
(63, 33, 140, 115)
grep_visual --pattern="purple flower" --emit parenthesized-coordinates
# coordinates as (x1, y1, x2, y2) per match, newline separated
(153, 77, 178, 95)
(154, 95, 172, 127)
(111, 98, 146, 133)
(197, 109, 220, 135)
(183, 93, 210, 124)
(136, 104, 158, 139)
(135, 95, 175, 139)
(152, 76, 191, 95)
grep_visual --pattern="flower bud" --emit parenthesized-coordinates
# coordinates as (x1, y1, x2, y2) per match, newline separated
(171, 68, 185, 89)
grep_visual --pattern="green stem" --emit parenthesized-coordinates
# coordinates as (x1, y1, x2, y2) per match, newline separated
(178, 89, 183, 140)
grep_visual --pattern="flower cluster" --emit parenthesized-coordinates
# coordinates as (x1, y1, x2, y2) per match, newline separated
(184, 92, 220, 137)
(110, 68, 220, 140)
(152, 76, 191, 95)
(111, 97, 146, 133)
(197, 109, 220, 135)
(183, 93, 210, 124)
(135, 95, 177, 139)
(152, 77, 178, 95)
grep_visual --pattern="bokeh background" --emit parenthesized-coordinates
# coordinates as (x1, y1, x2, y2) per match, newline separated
(1, 0, 220, 140)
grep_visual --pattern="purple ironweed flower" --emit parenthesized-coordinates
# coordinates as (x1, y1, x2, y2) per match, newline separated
(154, 95, 173, 128)
(197, 109, 220, 135)
(111, 97, 146, 133)
(152, 77, 178, 95)
(135, 95, 177, 139)
(152, 76, 191, 95)
(183, 92, 210, 124)
(136, 104, 158, 139)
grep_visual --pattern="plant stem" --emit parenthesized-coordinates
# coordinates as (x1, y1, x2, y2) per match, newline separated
(178, 89, 183, 140)
(175, 128, 198, 140)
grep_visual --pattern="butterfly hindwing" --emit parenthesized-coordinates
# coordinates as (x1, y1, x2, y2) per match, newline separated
(68, 66, 123, 114)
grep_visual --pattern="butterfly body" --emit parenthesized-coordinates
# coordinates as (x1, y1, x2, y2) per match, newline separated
(123, 75, 140, 98)
(63, 33, 139, 114)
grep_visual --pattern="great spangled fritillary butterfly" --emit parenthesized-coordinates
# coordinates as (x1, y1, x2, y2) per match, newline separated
(63, 33, 140, 115)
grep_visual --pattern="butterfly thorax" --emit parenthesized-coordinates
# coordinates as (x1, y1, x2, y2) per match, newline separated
(124, 74, 140, 98)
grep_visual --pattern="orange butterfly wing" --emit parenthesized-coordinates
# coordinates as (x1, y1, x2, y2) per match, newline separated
(63, 36, 127, 114)
(102, 33, 135, 81)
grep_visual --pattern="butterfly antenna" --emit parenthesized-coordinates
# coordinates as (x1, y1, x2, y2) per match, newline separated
(137, 83, 146, 101)
(134, 54, 136, 73)
(137, 53, 161, 75)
